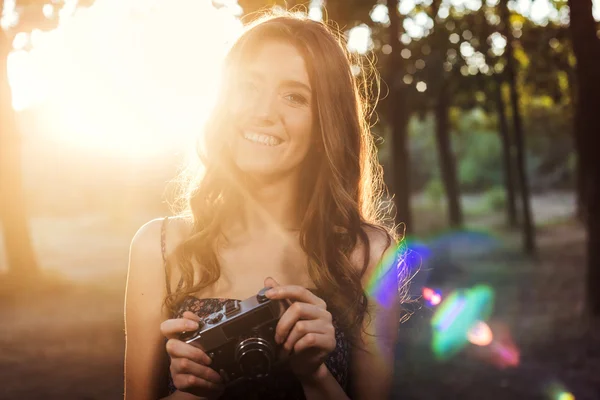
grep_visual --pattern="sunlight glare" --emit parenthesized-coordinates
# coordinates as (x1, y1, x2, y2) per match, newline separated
(370, 4, 389, 25)
(347, 24, 372, 54)
(308, 0, 324, 21)
(399, 0, 416, 15)
(8, 0, 242, 159)
(1, 0, 19, 30)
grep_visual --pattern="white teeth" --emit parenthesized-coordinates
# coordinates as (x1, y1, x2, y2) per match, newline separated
(243, 132, 282, 146)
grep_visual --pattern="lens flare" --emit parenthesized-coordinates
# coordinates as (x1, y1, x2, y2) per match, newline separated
(366, 230, 518, 368)
(422, 287, 442, 307)
(365, 238, 425, 308)
(466, 320, 520, 368)
(427, 229, 503, 257)
(430, 285, 494, 360)
(467, 320, 493, 346)
(545, 382, 575, 400)
(557, 392, 575, 400)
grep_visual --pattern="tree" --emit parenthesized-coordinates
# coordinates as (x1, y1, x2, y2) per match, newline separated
(0, 0, 93, 279)
(398, 0, 463, 228)
(499, 0, 536, 254)
(434, 76, 463, 228)
(386, 0, 412, 230)
(493, 74, 518, 227)
(567, 0, 600, 316)
(428, 0, 463, 228)
(477, 4, 518, 227)
(0, 19, 37, 278)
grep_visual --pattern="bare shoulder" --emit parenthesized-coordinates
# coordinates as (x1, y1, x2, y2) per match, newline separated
(126, 219, 166, 298)
(350, 224, 396, 280)
(130, 218, 163, 257)
(127, 216, 193, 294)
(130, 216, 192, 260)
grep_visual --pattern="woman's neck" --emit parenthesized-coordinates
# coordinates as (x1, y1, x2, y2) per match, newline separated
(232, 173, 303, 235)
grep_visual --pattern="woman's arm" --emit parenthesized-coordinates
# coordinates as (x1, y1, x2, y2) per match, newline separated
(159, 391, 208, 400)
(299, 292, 400, 400)
(350, 228, 402, 400)
(124, 219, 172, 400)
(299, 364, 350, 400)
(296, 227, 402, 400)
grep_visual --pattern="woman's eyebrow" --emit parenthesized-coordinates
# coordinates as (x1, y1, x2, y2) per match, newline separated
(280, 79, 312, 94)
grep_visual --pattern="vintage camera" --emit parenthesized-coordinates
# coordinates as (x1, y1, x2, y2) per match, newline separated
(180, 287, 286, 385)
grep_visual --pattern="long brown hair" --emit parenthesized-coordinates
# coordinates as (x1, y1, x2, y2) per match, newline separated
(164, 9, 402, 339)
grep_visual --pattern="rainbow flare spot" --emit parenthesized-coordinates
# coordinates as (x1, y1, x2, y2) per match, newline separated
(545, 382, 575, 400)
(422, 287, 442, 307)
(466, 320, 493, 346)
(365, 238, 428, 308)
(430, 285, 495, 360)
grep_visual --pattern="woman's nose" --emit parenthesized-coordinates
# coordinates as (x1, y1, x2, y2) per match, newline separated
(248, 91, 277, 125)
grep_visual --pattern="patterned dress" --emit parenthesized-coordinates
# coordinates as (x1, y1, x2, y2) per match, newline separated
(161, 217, 352, 399)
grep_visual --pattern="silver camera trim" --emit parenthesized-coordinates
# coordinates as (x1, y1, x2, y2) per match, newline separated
(183, 289, 284, 355)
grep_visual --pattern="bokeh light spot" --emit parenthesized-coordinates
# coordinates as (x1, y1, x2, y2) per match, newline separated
(467, 320, 493, 346)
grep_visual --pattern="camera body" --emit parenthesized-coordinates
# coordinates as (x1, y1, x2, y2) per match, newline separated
(180, 287, 286, 385)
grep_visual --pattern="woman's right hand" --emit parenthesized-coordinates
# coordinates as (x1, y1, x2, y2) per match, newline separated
(161, 311, 225, 399)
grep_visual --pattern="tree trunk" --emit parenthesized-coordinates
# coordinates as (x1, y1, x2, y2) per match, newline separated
(567, 0, 600, 316)
(499, 0, 536, 254)
(575, 140, 587, 221)
(0, 30, 38, 277)
(494, 75, 518, 228)
(564, 65, 585, 220)
(387, 0, 412, 230)
(434, 81, 462, 227)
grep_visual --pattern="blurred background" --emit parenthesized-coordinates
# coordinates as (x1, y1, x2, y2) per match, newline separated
(0, 0, 599, 399)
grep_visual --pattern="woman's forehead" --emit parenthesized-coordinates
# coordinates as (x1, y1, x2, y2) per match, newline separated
(238, 39, 311, 85)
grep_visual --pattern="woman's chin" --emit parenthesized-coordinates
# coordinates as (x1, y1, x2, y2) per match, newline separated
(234, 161, 294, 184)
(236, 162, 278, 178)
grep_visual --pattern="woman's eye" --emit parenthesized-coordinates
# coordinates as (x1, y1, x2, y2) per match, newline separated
(285, 93, 308, 105)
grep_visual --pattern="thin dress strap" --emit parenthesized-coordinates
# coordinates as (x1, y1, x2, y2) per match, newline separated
(161, 216, 184, 297)
(161, 216, 171, 296)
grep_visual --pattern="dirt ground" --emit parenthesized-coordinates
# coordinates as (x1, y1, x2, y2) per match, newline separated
(0, 192, 598, 400)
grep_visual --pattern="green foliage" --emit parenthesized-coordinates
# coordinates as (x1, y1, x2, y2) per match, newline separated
(456, 129, 503, 191)
(482, 186, 507, 212)
(425, 179, 444, 207)
(401, 102, 575, 194)
(407, 113, 439, 191)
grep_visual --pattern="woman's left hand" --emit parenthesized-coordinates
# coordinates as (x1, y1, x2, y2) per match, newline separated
(264, 277, 336, 379)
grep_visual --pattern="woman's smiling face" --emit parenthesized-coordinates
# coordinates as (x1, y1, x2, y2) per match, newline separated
(230, 39, 315, 181)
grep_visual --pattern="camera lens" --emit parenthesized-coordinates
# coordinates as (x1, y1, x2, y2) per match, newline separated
(234, 337, 274, 378)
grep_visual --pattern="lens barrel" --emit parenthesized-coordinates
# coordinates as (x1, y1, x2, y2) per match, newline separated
(234, 336, 274, 378)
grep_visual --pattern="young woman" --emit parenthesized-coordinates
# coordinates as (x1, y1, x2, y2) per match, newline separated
(125, 10, 406, 400)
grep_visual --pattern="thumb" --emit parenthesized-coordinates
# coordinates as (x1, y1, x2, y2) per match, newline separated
(182, 311, 201, 322)
(264, 276, 281, 288)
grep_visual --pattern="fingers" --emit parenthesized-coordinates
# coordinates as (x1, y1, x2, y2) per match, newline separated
(281, 319, 332, 353)
(264, 276, 281, 289)
(170, 357, 223, 384)
(265, 285, 327, 309)
(293, 332, 336, 355)
(274, 302, 331, 344)
(171, 372, 224, 393)
(166, 338, 213, 365)
(161, 317, 200, 339)
(182, 311, 201, 322)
